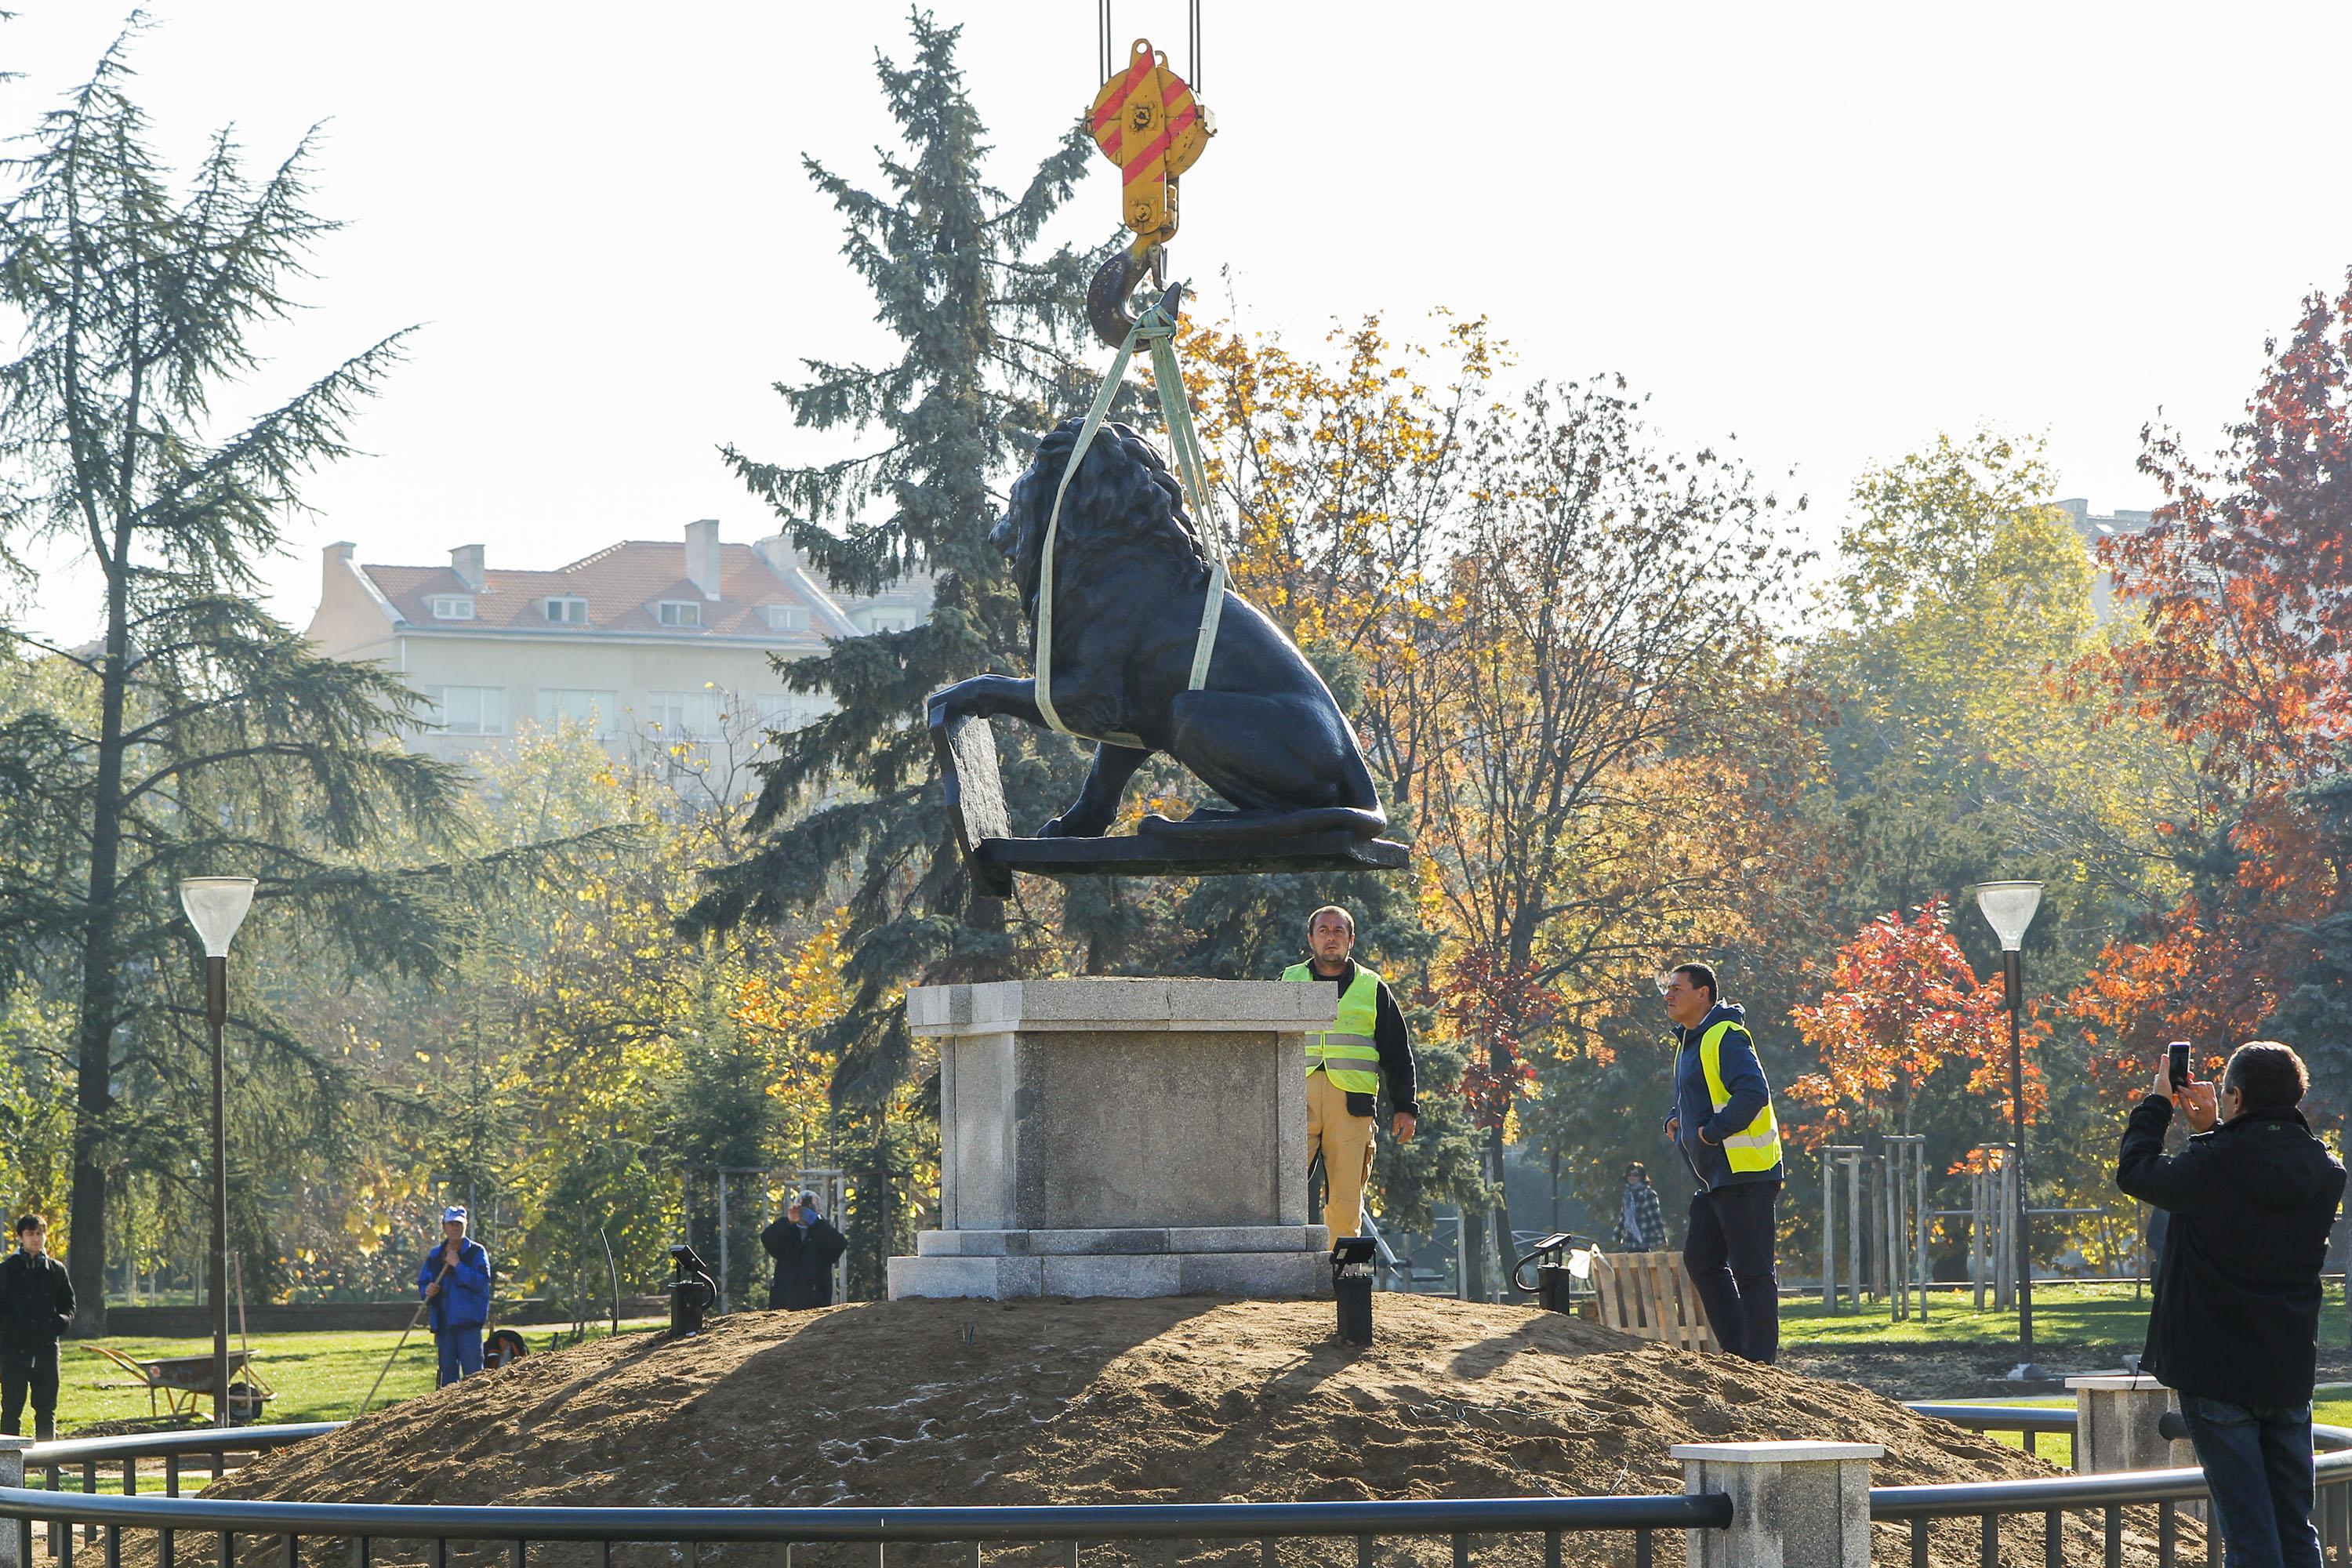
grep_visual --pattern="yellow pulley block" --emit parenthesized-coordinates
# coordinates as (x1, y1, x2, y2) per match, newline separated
(1084, 38, 1214, 346)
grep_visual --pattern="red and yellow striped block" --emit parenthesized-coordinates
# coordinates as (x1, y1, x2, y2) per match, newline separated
(1087, 38, 1211, 244)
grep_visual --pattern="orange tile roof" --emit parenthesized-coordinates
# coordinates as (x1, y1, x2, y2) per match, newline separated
(360, 541, 858, 642)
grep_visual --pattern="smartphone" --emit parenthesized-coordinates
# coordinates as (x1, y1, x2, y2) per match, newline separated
(2169, 1040, 2192, 1090)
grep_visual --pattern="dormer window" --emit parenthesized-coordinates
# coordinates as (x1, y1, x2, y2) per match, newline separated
(544, 596, 587, 625)
(657, 601, 702, 628)
(429, 595, 475, 620)
(761, 603, 809, 632)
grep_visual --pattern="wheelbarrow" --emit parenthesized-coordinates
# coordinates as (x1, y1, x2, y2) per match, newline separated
(85, 1344, 274, 1423)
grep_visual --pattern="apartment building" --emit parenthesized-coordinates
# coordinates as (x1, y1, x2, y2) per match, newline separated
(2055, 498, 2154, 622)
(304, 519, 927, 764)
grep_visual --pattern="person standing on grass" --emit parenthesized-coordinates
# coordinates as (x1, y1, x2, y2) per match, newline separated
(1661, 961, 1785, 1363)
(1613, 1162, 1668, 1252)
(418, 1205, 492, 1386)
(2118, 1040, 2344, 1568)
(0, 1214, 73, 1441)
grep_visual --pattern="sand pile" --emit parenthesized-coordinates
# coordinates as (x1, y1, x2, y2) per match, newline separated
(209, 1296, 2200, 1567)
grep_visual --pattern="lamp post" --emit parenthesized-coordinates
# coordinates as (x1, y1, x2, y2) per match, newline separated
(1973, 880, 2044, 1370)
(178, 877, 256, 1429)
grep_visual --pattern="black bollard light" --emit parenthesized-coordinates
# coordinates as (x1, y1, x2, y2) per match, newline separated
(1508, 1232, 1592, 1314)
(669, 1243, 717, 1338)
(1332, 1237, 1377, 1345)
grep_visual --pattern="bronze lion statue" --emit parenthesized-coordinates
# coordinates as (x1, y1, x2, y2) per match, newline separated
(927, 416, 1387, 844)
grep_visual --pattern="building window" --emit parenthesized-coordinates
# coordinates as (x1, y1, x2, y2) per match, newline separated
(419, 684, 504, 735)
(657, 601, 702, 628)
(536, 688, 618, 736)
(429, 595, 475, 621)
(760, 603, 810, 632)
(646, 688, 725, 739)
(856, 608, 913, 633)
(755, 693, 819, 733)
(544, 597, 587, 625)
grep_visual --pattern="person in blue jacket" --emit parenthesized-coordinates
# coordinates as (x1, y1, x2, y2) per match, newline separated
(1661, 962, 1786, 1363)
(418, 1205, 492, 1385)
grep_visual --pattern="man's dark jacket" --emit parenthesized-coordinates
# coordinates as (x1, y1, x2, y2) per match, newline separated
(1662, 1001, 1783, 1192)
(762, 1214, 848, 1310)
(0, 1250, 74, 1356)
(2118, 1094, 2346, 1406)
(1299, 959, 1419, 1120)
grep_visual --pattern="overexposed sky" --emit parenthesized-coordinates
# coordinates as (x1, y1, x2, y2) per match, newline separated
(6, 2, 2349, 644)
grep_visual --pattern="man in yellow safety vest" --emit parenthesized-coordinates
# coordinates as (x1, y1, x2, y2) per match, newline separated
(1662, 960, 1785, 1363)
(1282, 905, 1417, 1240)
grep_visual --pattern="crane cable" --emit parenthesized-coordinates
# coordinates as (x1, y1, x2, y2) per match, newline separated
(1098, 3, 1202, 93)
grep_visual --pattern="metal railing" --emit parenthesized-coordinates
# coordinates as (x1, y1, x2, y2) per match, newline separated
(13, 1402, 2352, 1568)
(1886, 1405, 2352, 1567)
(1, 1490, 1732, 1568)
(22, 1426, 342, 1501)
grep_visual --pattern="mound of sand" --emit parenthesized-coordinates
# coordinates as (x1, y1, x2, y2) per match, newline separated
(213, 1296, 2197, 1567)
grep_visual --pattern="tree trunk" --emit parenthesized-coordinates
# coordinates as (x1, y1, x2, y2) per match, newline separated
(1485, 1124, 1512, 1302)
(66, 518, 134, 1338)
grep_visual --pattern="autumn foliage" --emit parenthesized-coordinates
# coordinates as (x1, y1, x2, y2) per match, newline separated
(1788, 899, 2044, 1149)
(2074, 269, 2352, 1094)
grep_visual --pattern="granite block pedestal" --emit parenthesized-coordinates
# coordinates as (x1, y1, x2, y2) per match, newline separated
(887, 978, 1334, 1300)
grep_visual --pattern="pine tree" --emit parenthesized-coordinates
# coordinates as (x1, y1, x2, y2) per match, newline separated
(0, 31, 470, 1330)
(677, 10, 1098, 1290)
(684, 29, 1087, 1014)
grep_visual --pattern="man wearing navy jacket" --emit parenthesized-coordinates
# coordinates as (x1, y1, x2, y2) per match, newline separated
(418, 1205, 492, 1386)
(1661, 962, 1786, 1363)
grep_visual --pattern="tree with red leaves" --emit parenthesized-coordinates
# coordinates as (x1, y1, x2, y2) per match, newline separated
(1788, 898, 2042, 1146)
(2074, 270, 2352, 1103)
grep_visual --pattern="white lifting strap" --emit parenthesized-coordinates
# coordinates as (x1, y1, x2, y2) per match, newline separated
(1032, 296, 1228, 749)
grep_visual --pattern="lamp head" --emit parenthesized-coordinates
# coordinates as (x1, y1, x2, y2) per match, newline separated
(179, 877, 258, 958)
(1973, 880, 2044, 953)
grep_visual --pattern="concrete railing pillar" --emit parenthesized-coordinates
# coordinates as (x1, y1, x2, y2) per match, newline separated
(0, 1435, 29, 1568)
(2068, 1374, 2194, 1474)
(1674, 1440, 1883, 1568)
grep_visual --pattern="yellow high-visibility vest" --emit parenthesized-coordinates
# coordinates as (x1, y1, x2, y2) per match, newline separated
(1697, 1019, 1784, 1174)
(1283, 962, 1385, 1096)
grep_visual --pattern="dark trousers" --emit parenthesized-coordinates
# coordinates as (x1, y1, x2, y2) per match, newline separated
(2180, 1395, 2321, 1568)
(436, 1327, 484, 1386)
(1685, 1182, 1780, 1363)
(2, 1346, 60, 1438)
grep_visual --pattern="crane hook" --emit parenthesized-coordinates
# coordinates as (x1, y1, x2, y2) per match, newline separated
(1087, 240, 1168, 349)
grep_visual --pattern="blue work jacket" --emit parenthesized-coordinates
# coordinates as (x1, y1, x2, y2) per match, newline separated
(417, 1237, 492, 1332)
(1663, 1002, 1784, 1191)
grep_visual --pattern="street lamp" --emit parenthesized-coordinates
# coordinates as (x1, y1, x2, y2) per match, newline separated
(179, 877, 256, 1429)
(1973, 879, 2043, 1371)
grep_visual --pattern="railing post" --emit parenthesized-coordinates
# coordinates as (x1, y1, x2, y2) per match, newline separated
(2067, 1375, 2191, 1475)
(1673, 1440, 1882, 1567)
(0, 1436, 29, 1568)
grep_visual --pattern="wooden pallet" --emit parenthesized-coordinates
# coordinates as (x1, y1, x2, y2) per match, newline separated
(1588, 1249, 1719, 1352)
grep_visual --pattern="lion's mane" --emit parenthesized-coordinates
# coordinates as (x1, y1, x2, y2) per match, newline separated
(1007, 418, 1211, 615)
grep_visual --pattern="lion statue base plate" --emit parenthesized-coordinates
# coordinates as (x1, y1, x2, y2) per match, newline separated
(937, 715, 1408, 899)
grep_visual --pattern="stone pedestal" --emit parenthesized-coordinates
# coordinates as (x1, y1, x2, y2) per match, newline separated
(0, 1435, 27, 1568)
(2068, 1374, 2195, 1473)
(887, 978, 1334, 1300)
(1673, 1442, 1882, 1568)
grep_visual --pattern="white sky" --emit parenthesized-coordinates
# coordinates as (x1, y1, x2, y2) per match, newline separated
(7, 2, 2350, 644)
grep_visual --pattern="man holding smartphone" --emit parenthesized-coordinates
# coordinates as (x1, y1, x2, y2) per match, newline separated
(2118, 1040, 2345, 1568)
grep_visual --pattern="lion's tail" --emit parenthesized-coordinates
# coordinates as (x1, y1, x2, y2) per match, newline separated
(1138, 807, 1388, 844)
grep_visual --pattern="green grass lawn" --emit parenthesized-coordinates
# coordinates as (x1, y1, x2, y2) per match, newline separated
(53, 1319, 666, 1435)
(1779, 1279, 2352, 1349)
